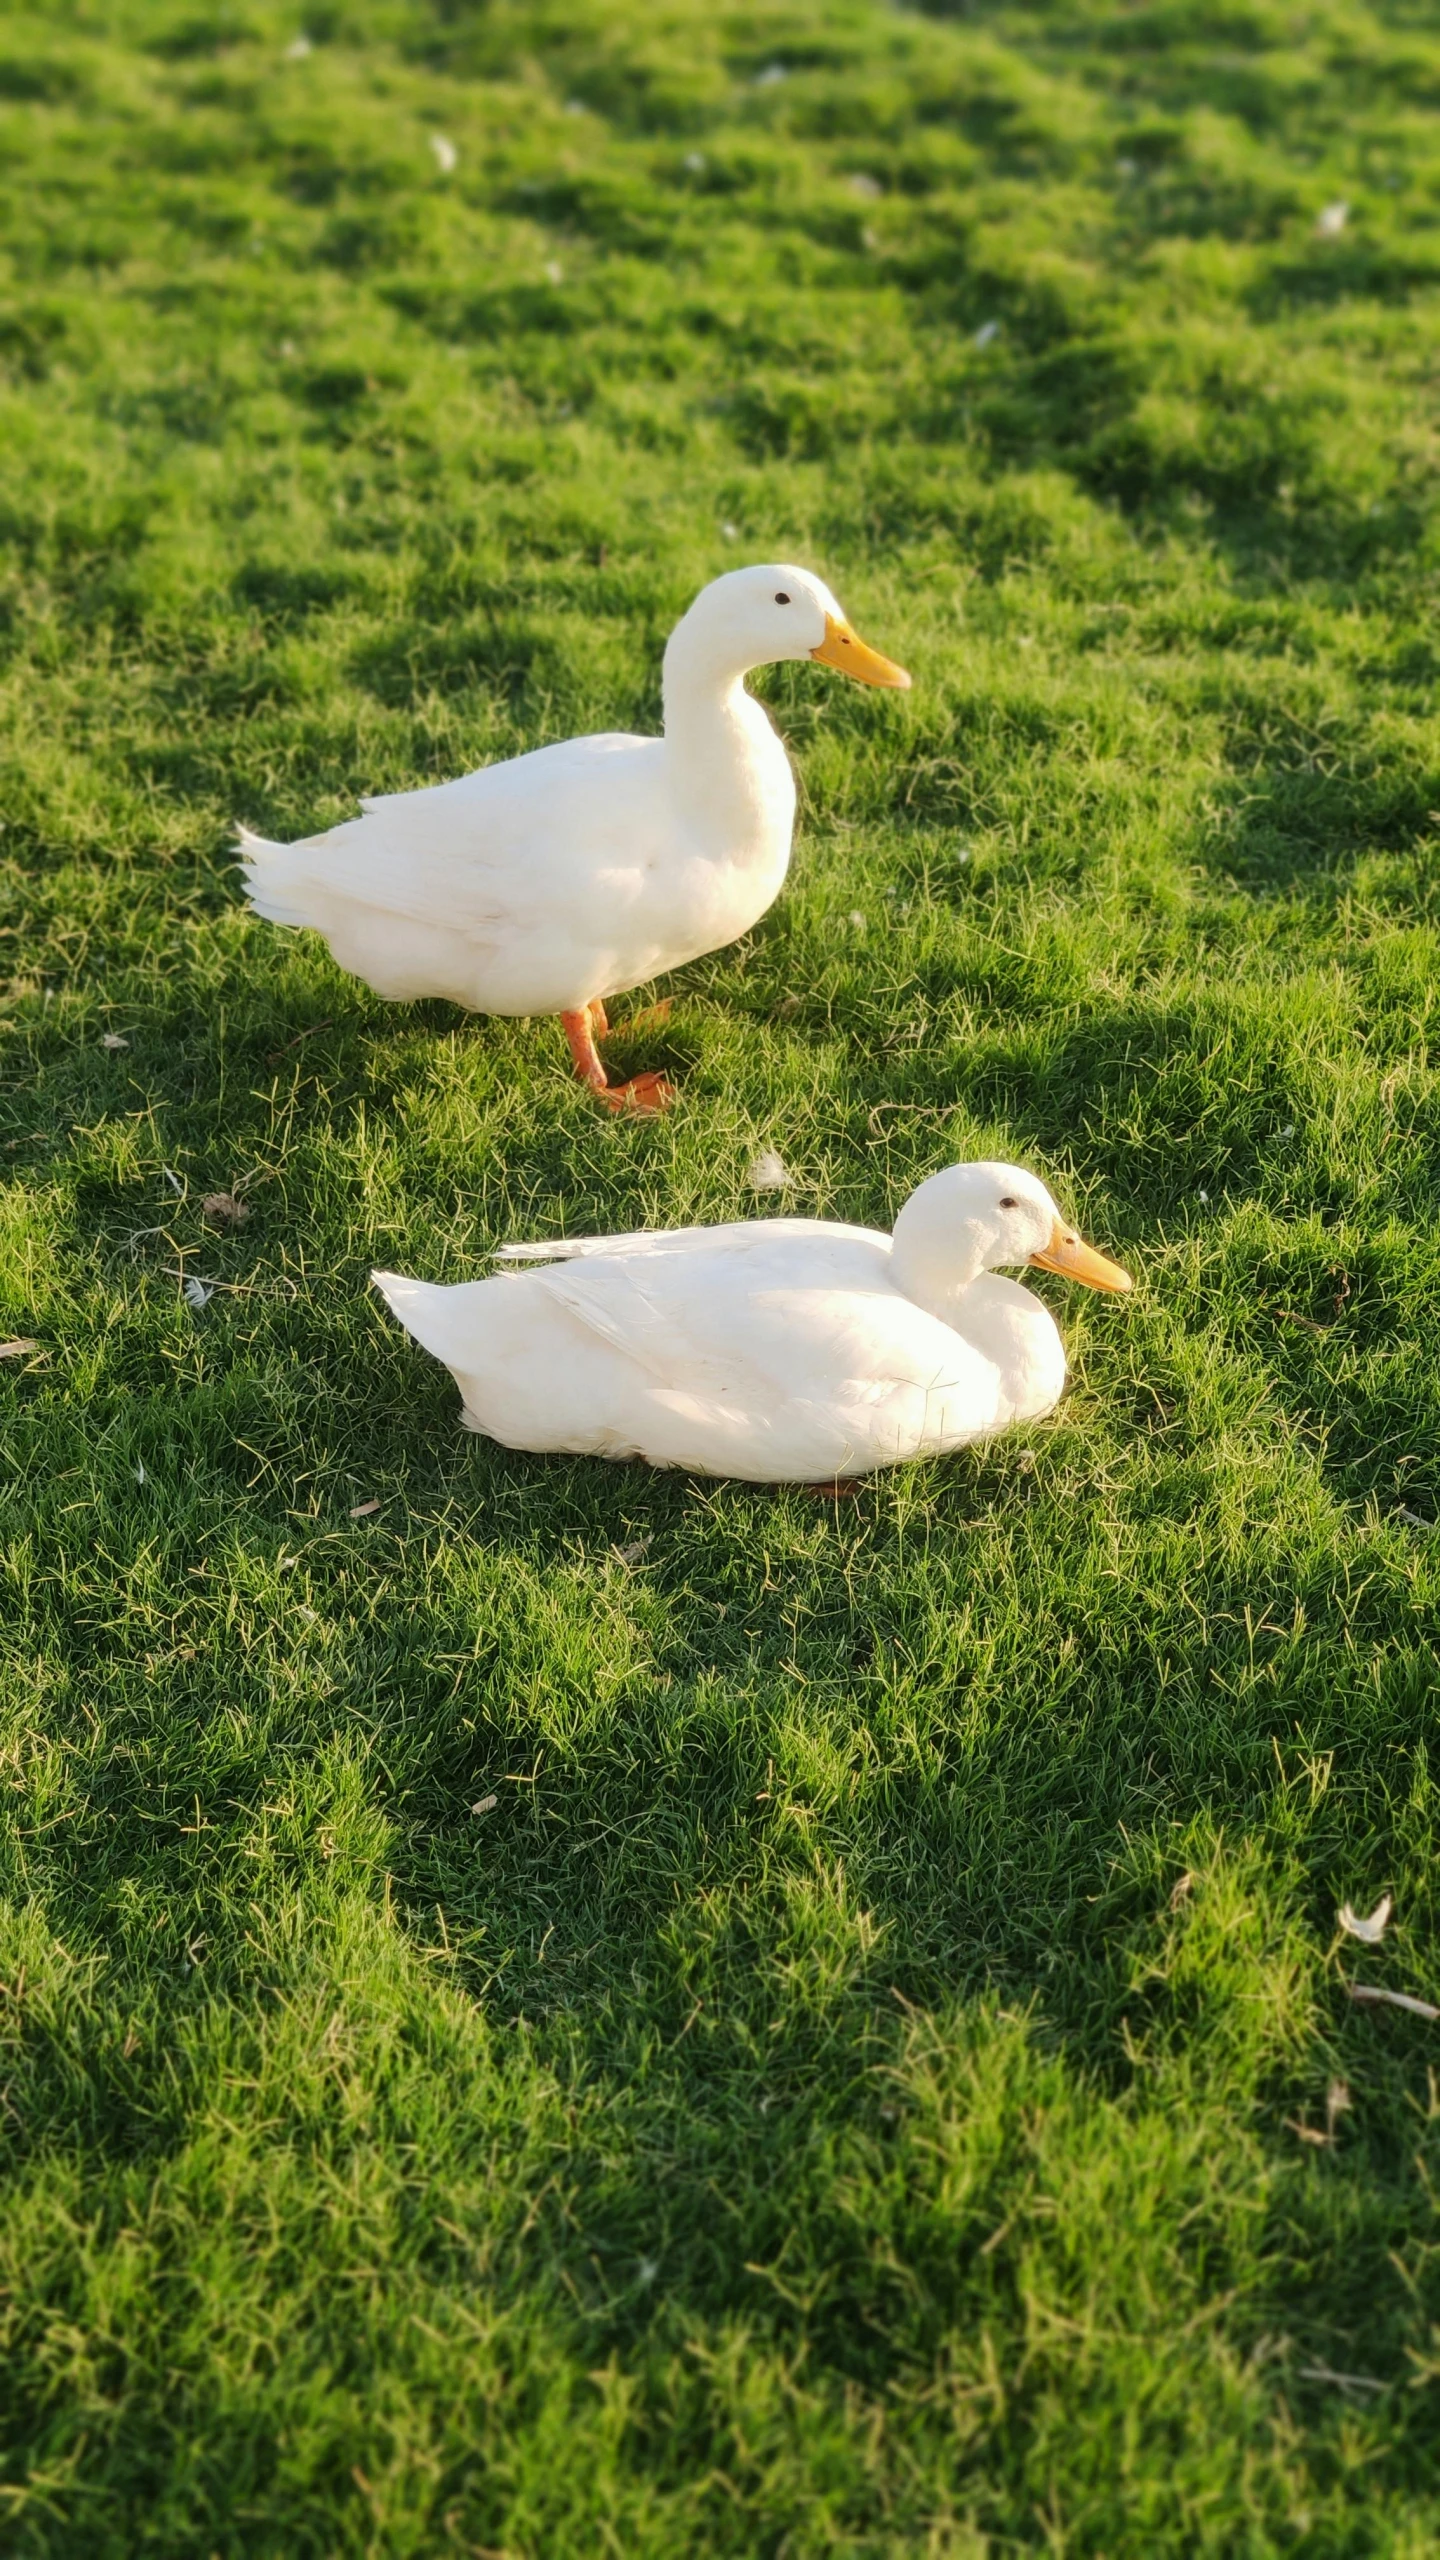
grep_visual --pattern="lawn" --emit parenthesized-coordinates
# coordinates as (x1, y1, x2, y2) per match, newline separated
(3, 0, 1440, 2548)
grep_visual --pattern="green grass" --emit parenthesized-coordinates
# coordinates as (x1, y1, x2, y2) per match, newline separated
(3, 0, 1440, 2548)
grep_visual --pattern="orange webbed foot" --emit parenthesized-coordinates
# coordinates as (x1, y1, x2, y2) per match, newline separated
(561, 1006, 673, 1112)
(592, 1070, 675, 1115)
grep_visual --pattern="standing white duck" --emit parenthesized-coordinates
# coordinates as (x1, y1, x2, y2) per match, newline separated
(373, 1162, 1132, 1486)
(239, 563, 908, 1111)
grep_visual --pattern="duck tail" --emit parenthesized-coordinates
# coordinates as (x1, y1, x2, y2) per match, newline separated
(372, 1269, 469, 1368)
(236, 822, 313, 928)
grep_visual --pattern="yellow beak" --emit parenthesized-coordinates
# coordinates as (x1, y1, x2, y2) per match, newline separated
(810, 612, 911, 690)
(1028, 1219, 1133, 1293)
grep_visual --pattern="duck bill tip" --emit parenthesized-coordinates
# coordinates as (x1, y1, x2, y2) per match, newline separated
(1029, 1224, 1133, 1294)
(811, 614, 911, 689)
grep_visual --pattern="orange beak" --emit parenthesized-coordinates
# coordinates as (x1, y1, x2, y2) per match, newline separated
(1028, 1219, 1133, 1293)
(810, 612, 911, 690)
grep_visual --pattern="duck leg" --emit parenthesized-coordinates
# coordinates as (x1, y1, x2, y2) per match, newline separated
(560, 1006, 673, 1114)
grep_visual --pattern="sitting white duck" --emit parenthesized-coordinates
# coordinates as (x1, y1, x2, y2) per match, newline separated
(239, 563, 908, 1111)
(373, 1162, 1131, 1486)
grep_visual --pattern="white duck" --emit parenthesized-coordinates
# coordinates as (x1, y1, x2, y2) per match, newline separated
(373, 1163, 1131, 1486)
(239, 563, 908, 1111)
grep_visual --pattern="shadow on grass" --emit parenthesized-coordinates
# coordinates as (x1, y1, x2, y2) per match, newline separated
(7, 1451, 1436, 2426)
(1247, 239, 1440, 317)
(1195, 719, 1440, 897)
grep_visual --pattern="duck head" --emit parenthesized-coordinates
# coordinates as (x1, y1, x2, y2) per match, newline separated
(890, 1162, 1132, 1319)
(665, 564, 911, 691)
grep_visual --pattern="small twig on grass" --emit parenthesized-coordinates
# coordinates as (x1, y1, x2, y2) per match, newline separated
(1297, 2363, 1386, 2394)
(1286, 2080, 1351, 2147)
(125, 1223, 174, 1259)
(1270, 1306, 1329, 1336)
(266, 1019, 333, 1064)
(867, 1101, 952, 1136)
(1347, 1982, 1440, 2021)
(159, 1263, 298, 1301)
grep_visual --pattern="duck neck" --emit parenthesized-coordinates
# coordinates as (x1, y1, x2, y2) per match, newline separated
(661, 627, 791, 859)
(889, 1194, 989, 1328)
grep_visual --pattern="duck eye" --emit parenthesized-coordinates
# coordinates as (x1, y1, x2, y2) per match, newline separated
(774, 591, 791, 605)
(999, 1196, 1018, 1209)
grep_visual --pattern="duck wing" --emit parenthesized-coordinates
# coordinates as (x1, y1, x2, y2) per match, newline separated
(278, 732, 670, 937)
(494, 1216, 883, 1264)
(517, 1229, 1001, 1477)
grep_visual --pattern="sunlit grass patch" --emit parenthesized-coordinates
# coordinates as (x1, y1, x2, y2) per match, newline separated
(2, 0, 1440, 2549)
